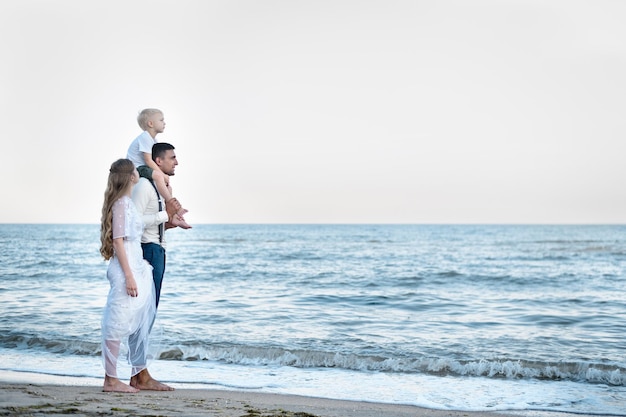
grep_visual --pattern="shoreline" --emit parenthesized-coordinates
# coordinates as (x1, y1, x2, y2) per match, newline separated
(0, 370, 525, 417)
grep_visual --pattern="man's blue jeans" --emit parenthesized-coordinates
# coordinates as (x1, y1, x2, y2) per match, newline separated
(141, 242, 166, 308)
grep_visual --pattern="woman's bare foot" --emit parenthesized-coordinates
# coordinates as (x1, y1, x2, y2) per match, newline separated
(103, 376, 139, 393)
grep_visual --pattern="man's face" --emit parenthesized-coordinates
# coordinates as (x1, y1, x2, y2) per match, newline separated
(156, 150, 178, 176)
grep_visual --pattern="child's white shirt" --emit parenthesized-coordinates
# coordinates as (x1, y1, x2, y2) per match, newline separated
(126, 131, 156, 167)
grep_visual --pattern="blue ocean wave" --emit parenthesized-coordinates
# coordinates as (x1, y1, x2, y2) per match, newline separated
(157, 344, 626, 386)
(0, 333, 99, 355)
(4, 331, 623, 386)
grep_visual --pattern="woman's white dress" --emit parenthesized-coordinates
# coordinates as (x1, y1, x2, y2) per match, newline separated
(101, 196, 156, 378)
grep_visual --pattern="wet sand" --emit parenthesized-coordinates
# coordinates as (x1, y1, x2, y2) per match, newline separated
(0, 380, 524, 417)
(0, 382, 528, 417)
(1, 370, 596, 417)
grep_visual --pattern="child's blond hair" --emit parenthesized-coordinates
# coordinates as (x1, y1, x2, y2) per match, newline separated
(137, 108, 163, 131)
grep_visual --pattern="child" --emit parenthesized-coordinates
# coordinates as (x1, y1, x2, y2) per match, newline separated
(127, 108, 191, 229)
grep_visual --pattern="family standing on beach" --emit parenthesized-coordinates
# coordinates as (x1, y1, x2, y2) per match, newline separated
(99, 109, 190, 393)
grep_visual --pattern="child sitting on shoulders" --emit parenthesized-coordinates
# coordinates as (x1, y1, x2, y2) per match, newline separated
(127, 108, 191, 229)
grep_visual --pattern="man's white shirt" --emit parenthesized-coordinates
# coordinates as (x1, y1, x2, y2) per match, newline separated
(131, 177, 169, 248)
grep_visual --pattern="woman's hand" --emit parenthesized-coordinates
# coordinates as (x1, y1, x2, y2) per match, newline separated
(126, 275, 138, 297)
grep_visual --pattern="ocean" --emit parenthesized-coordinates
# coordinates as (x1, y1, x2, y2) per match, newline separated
(1, 224, 625, 415)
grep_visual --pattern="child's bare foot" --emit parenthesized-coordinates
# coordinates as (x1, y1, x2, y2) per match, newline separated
(103, 376, 139, 393)
(171, 214, 192, 229)
(165, 198, 182, 219)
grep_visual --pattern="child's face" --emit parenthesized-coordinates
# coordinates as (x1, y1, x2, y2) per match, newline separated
(148, 113, 166, 133)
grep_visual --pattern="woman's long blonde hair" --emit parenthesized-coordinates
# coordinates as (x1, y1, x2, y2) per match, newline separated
(100, 159, 135, 260)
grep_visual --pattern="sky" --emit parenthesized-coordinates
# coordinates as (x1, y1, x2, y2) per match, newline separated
(1, 0, 625, 224)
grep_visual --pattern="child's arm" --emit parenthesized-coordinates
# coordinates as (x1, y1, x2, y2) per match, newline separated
(142, 152, 170, 185)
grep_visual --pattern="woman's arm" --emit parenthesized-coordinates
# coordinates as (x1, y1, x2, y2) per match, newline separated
(113, 237, 138, 297)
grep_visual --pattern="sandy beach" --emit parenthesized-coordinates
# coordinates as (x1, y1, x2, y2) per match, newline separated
(0, 382, 527, 417)
(0, 370, 527, 417)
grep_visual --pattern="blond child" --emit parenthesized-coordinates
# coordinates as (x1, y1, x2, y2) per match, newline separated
(126, 109, 191, 229)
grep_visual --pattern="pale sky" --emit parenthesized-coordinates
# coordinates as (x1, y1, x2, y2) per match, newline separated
(2, 0, 625, 224)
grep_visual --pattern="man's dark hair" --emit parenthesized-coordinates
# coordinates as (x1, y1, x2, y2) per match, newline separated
(152, 142, 175, 162)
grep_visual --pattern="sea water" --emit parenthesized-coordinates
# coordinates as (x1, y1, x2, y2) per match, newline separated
(1, 224, 625, 415)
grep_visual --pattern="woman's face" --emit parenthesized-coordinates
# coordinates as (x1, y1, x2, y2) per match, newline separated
(131, 168, 139, 185)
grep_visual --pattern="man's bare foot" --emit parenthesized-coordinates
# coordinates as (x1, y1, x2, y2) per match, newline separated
(130, 369, 175, 391)
(171, 214, 192, 229)
(103, 375, 139, 393)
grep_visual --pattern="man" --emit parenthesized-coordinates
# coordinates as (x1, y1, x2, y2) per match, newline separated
(129, 142, 184, 391)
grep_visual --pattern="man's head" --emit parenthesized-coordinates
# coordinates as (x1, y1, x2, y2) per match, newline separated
(152, 142, 178, 176)
(137, 108, 165, 133)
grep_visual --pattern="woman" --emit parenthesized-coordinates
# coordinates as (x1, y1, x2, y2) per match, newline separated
(99, 158, 156, 393)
